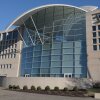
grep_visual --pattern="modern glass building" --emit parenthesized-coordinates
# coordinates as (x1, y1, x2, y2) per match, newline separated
(0, 4, 100, 80)
(20, 6, 87, 78)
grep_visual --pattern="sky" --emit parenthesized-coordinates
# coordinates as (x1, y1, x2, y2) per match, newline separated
(0, 0, 100, 31)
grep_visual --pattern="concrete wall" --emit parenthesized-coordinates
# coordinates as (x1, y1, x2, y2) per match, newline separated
(2, 77, 93, 89)
(0, 30, 22, 77)
(86, 10, 100, 81)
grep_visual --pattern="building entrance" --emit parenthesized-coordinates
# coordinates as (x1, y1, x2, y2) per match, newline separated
(64, 73, 72, 78)
(0, 76, 6, 86)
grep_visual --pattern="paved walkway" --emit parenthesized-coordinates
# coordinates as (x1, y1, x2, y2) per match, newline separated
(0, 87, 96, 100)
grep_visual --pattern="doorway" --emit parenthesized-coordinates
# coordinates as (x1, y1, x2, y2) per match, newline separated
(0, 76, 6, 86)
(64, 73, 72, 78)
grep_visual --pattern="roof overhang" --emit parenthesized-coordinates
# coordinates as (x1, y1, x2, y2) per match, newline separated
(6, 4, 88, 31)
(80, 6, 98, 12)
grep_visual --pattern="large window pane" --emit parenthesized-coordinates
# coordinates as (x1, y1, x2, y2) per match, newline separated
(26, 63, 32, 68)
(45, 7, 53, 27)
(75, 67, 82, 74)
(40, 68, 50, 73)
(51, 61, 61, 67)
(32, 68, 40, 73)
(41, 62, 50, 67)
(34, 45, 42, 51)
(63, 42, 73, 48)
(32, 62, 40, 67)
(41, 56, 50, 62)
(52, 43, 61, 49)
(51, 68, 61, 73)
(34, 57, 41, 62)
(75, 48, 82, 54)
(62, 61, 73, 67)
(51, 49, 61, 55)
(75, 61, 84, 67)
(42, 50, 50, 56)
(62, 54, 73, 60)
(34, 51, 41, 57)
(63, 48, 73, 54)
(43, 44, 51, 50)
(62, 68, 73, 73)
(92, 26, 96, 31)
(51, 55, 61, 61)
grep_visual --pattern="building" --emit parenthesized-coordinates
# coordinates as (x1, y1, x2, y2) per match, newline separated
(0, 4, 100, 88)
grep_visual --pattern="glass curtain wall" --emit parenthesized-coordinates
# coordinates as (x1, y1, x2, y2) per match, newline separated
(0, 30, 18, 59)
(20, 6, 87, 78)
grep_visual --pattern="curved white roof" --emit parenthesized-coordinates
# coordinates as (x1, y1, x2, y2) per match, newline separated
(6, 4, 87, 31)
(80, 6, 98, 12)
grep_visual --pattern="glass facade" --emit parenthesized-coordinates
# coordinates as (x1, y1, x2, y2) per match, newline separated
(0, 30, 18, 59)
(20, 6, 87, 78)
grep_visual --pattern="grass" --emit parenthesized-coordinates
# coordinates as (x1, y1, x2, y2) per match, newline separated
(88, 88, 100, 93)
(86, 88, 100, 97)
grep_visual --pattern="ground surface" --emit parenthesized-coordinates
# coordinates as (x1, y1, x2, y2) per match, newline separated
(0, 87, 96, 100)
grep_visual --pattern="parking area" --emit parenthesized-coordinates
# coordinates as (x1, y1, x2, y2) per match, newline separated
(0, 87, 96, 100)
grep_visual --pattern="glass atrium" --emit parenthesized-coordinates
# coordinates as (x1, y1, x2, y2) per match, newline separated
(20, 6, 87, 78)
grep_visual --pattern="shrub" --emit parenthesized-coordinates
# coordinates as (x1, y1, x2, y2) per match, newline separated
(45, 86, 50, 91)
(37, 86, 42, 91)
(73, 86, 78, 91)
(31, 86, 36, 91)
(12, 85, 17, 89)
(93, 82, 100, 88)
(9, 85, 12, 89)
(23, 85, 28, 90)
(16, 85, 20, 89)
(63, 87, 68, 91)
(54, 86, 59, 91)
(79, 88, 88, 92)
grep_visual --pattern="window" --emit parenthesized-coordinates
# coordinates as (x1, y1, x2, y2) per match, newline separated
(9, 64, 12, 68)
(98, 25, 100, 30)
(15, 44, 17, 48)
(0, 64, 12, 69)
(41, 62, 50, 67)
(6, 64, 8, 68)
(62, 68, 73, 73)
(14, 49, 16, 53)
(11, 49, 13, 53)
(62, 54, 73, 61)
(32, 68, 40, 73)
(62, 61, 73, 67)
(1, 65, 2, 69)
(5, 50, 7, 53)
(8, 54, 10, 58)
(51, 55, 61, 61)
(51, 61, 61, 67)
(98, 32, 100, 37)
(63, 48, 73, 54)
(93, 39, 97, 44)
(99, 45, 100, 50)
(40, 68, 50, 74)
(98, 38, 100, 43)
(11, 54, 13, 58)
(93, 45, 97, 51)
(51, 68, 61, 74)
(93, 32, 96, 37)
(5, 55, 6, 59)
(92, 26, 96, 31)
(14, 54, 16, 58)
(2, 55, 3, 59)
(63, 42, 73, 48)
(51, 49, 61, 55)
(4, 65, 5, 68)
